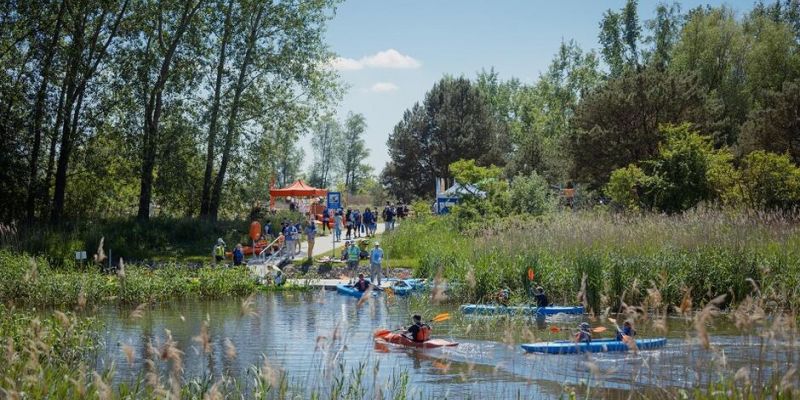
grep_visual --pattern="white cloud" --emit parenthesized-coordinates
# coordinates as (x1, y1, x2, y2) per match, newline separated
(329, 49, 421, 71)
(329, 57, 363, 71)
(361, 49, 421, 69)
(369, 82, 399, 93)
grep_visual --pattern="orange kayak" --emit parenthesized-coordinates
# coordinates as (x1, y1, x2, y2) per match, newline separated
(376, 332, 458, 348)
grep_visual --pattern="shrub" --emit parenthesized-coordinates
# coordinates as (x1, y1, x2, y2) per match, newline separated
(739, 150, 800, 210)
(605, 164, 647, 210)
(508, 172, 555, 215)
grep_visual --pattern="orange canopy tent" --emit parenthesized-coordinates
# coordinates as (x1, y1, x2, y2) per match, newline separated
(269, 180, 327, 209)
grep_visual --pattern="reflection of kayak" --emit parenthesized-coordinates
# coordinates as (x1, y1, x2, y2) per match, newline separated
(521, 338, 667, 354)
(335, 284, 378, 298)
(460, 304, 584, 316)
(376, 332, 458, 348)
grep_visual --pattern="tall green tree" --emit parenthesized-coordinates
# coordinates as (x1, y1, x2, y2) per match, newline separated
(383, 76, 504, 199)
(739, 80, 800, 163)
(569, 67, 723, 188)
(308, 115, 342, 189)
(338, 112, 369, 194)
(670, 6, 748, 145)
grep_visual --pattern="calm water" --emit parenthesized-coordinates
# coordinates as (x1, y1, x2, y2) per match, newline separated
(93, 291, 799, 399)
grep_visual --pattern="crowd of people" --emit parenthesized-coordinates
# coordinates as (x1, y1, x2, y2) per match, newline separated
(210, 201, 409, 267)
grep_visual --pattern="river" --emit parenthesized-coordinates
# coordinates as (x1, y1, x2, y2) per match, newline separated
(93, 291, 798, 399)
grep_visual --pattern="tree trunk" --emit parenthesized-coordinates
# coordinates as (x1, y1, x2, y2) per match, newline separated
(43, 78, 67, 214)
(26, 0, 66, 223)
(51, 0, 128, 224)
(208, 4, 264, 221)
(50, 9, 86, 224)
(136, 0, 203, 221)
(200, 0, 233, 218)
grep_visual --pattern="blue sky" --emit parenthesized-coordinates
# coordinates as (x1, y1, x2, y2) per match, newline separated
(305, 0, 753, 174)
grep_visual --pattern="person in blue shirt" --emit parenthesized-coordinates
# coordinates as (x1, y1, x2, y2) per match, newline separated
(284, 221, 298, 259)
(369, 242, 384, 286)
(334, 210, 343, 241)
(233, 243, 244, 266)
(616, 321, 636, 341)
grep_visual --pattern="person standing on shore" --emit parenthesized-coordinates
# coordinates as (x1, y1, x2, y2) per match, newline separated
(213, 238, 226, 264)
(345, 209, 353, 240)
(347, 240, 360, 282)
(233, 243, 244, 266)
(334, 210, 343, 242)
(321, 208, 329, 235)
(369, 241, 384, 286)
(284, 222, 298, 259)
(305, 219, 317, 259)
(363, 208, 374, 237)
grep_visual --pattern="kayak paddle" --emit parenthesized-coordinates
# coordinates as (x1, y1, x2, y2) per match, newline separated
(549, 325, 607, 334)
(430, 312, 450, 323)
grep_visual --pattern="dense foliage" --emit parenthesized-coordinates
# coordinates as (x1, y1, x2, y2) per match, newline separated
(0, 0, 340, 224)
(382, 0, 800, 213)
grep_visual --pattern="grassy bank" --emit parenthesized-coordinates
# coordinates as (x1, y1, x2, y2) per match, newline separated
(0, 213, 304, 265)
(0, 251, 263, 307)
(383, 209, 800, 311)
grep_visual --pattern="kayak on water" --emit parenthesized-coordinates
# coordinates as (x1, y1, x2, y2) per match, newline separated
(375, 331, 458, 348)
(460, 304, 585, 316)
(381, 279, 425, 296)
(335, 283, 380, 298)
(521, 337, 667, 354)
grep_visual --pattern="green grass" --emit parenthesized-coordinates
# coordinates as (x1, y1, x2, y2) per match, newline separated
(383, 209, 800, 311)
(0, 250, 259, 306)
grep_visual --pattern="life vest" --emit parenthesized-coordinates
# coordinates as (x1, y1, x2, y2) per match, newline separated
(415, 325, 431, 342)
(214, 245, 225, 257)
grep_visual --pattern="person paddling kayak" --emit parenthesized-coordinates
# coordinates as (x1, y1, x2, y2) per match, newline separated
(533, 286, 549, 307)
(404, 315, 431, 342)
(616, 320, 636, 341)
(575, 322, 592, 343)
(354, 273, 369, 292)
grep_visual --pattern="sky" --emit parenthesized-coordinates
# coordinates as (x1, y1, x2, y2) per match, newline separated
(303, 0, 754, 175)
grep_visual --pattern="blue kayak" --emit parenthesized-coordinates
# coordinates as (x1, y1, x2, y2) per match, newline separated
(460, 304, 585, 316)
(521, 338, 667, 354)
(335, 284, 378, 298)
(382, 279, 425, 296)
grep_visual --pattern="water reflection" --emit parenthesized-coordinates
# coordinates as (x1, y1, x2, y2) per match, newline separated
(93, 292, 798, 399)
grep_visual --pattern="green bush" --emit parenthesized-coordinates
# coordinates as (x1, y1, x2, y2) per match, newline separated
(508, 172, 556, 215)
(739, 150, 800, 210)
(605, 164, 646, 210)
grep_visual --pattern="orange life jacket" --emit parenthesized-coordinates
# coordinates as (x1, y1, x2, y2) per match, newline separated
(416, 325, 432, 342)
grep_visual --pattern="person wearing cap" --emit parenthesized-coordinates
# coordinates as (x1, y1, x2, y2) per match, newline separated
(369, 241, 384, 286)
(404, 315, 431, 342)
(212, 238, 226, 263)
(354, 273, 369, 292)
(347, 239, 360, 282)
(575, 322, 592, 343)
